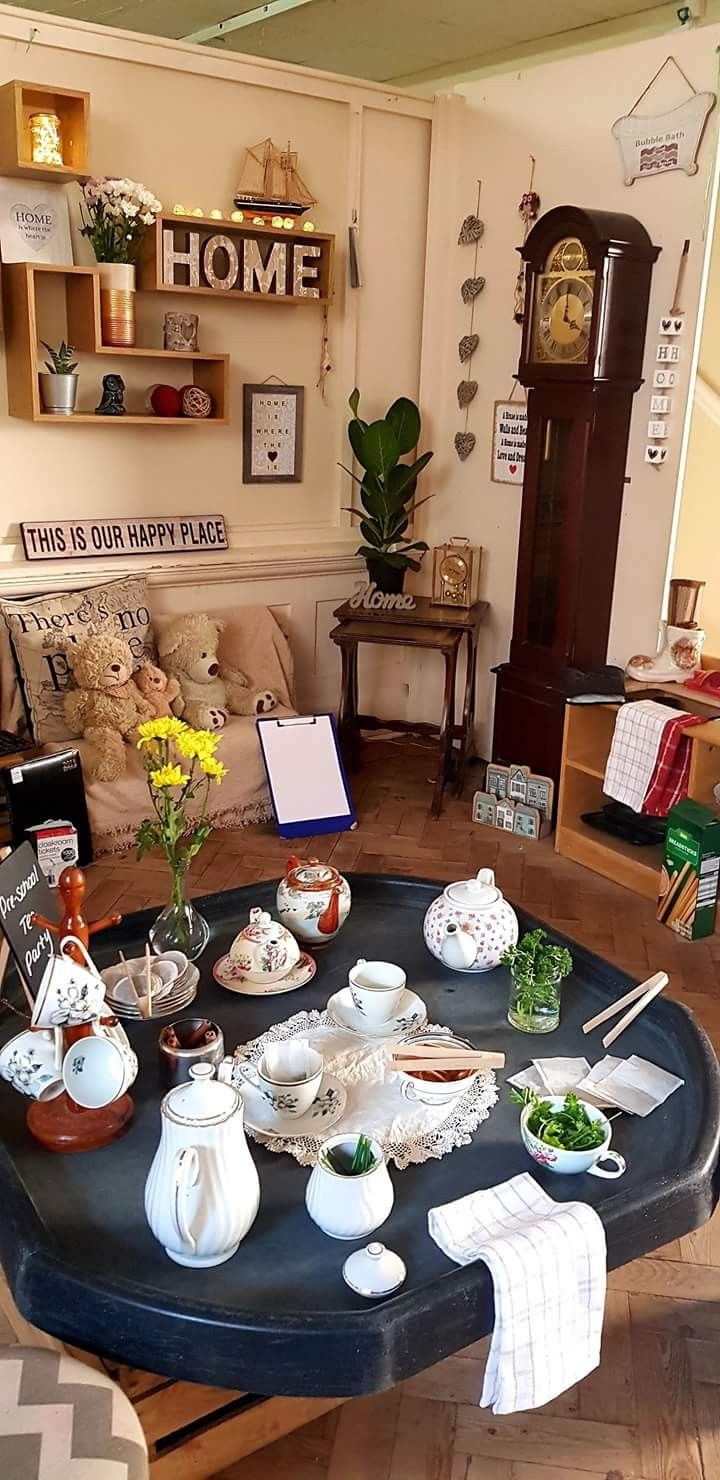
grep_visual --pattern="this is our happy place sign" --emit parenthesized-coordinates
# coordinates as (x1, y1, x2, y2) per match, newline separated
(21, 516, 228, 561)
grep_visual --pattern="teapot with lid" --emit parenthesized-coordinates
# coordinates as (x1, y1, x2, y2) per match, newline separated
(276, 856, 351, 945)
(228, 907, 300, 984)
(423, 868, 518, 973)
(144, 1063, 260, 1267)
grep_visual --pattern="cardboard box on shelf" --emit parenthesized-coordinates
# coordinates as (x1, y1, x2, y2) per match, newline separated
(657, 798, 720, 940)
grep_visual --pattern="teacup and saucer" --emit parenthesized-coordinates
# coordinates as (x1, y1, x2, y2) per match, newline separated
(219, 1040, 346, 1139)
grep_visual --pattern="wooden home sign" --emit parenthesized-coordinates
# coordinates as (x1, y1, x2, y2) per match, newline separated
(138, 212, 333, 304)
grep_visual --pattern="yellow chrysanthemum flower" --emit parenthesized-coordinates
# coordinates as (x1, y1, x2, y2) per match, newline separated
(200, 756, 228, 783)
(149, 763, 190, 788)
(175, 727, 221, 761)
(137, 716, 188, 746)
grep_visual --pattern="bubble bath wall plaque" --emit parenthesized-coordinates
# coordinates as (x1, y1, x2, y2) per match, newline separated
(612, 56, 716, 186)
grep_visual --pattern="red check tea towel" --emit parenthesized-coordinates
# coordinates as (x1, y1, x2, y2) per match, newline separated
(428, 1174, 606, 1414)
(642, 714, 707, 817)
(603, 701, 675, 812)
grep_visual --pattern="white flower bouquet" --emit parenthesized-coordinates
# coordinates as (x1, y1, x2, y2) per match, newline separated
(81, 177, 162, 264)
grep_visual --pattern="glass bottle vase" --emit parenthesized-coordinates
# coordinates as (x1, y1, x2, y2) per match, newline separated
(507, 967, 562, 1034)
(150, 865, 209, 960)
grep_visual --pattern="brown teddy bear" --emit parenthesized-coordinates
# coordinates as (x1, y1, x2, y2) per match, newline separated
(157, 612, 277, 730)
(133, 659, 181, 719)
(63, 631, 153, 781)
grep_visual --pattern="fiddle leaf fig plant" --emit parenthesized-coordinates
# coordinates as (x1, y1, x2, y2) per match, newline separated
(340, 388, 433, 576)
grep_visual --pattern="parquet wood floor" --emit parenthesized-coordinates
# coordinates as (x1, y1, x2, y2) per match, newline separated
(3, 741, 719, 1479)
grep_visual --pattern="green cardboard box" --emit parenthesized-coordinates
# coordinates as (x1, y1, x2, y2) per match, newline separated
(657, 797, 720, 941)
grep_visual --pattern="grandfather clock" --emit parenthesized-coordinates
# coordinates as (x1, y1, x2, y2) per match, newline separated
(492, 205, 659, 788)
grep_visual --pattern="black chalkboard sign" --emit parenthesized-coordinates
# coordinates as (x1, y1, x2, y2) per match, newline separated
(0, 841, 57, 996)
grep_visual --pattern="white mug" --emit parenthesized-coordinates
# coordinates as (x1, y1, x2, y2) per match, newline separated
(0, 1028, 63, 1100)
(235, 1046, 323, 1118)
(62, 1031, 137, 1109)
(31, 935, 106, 1029)
(348, 960, 406, 1026)
(521, 1097, 626, 1179)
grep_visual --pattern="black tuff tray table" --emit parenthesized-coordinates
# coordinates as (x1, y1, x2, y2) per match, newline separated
(0, 875, 718, 1397)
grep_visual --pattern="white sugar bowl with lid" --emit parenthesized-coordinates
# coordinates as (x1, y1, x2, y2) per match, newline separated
(423, 868, 518, 972)
(229, 907, 300, 985)
(276, 856, 351, 945)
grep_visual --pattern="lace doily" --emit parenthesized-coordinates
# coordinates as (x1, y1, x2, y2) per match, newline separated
(222, 1008, 498, 1169)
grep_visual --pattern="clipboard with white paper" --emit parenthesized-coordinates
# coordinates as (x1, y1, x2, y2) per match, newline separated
(256, 714, 356, 838)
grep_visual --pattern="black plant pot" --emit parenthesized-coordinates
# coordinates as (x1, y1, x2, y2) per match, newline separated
(366, 558, 405, 594)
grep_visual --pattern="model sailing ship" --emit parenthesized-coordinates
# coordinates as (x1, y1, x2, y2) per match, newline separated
(234, 138, 316, 223)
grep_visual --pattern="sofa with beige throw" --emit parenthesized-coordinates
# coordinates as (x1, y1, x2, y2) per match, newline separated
(0, 573, 295, 855)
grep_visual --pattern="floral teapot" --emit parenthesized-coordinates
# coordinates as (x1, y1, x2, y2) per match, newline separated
(276, 857, 351, 945)
(144, 1063, 260, 1267)
(229, 907, 300, 984)
(423, 868, 518, 973)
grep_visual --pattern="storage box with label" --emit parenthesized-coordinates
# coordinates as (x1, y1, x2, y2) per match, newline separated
(657, 798, 720, 940)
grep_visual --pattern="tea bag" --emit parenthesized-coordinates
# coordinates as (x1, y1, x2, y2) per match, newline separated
(263, 1038, 318, 1082)
(532, 1058, 591, 1095)
(506, 1065, 545, 1093)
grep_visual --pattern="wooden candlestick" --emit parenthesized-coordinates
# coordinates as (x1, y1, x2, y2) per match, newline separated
(32, 866, 122, 965)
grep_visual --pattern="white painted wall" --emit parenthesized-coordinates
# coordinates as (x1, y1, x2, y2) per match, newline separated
(413, 30, 720, 755)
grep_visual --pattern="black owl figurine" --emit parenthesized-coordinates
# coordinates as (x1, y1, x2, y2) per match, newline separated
(95, 374, 126, 416)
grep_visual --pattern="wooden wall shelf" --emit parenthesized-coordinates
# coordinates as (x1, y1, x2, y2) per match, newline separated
(138, 212, 334, 305)
(0, 80, 89, 181)
(556, 685, 720, 909)
(1, 263, 229, 423)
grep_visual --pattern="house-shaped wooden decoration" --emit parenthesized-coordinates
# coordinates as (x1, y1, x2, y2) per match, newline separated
(472, 760, 554, 840)
(472, 791, 496, 827)
(486, 763, 509, 799)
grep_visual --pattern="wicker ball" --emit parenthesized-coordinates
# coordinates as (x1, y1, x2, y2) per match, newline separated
(181, 384, 213, 419)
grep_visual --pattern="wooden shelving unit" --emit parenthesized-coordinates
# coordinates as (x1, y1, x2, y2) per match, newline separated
(139, 211, 334, 305)
(556, 685, 720, 905)
(0, 80, 89, 181)
(1, 263, 229, 424)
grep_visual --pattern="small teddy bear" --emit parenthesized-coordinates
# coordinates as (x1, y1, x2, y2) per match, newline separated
(133, 659, 181, 720)
(63, 630, 153, 781)
(157, 612, 277, 731)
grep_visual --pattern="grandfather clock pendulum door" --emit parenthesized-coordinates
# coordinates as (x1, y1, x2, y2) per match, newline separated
(492, 206, 659, 787)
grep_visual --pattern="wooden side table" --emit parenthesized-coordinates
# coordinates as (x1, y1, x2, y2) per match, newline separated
(330, 596, 489, 817)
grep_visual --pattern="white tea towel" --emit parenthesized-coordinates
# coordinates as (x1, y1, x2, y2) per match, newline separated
(428, 1173, 606, 1414)
(603, 701, 674, 812)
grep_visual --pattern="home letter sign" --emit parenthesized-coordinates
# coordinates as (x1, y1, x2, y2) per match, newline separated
(159, 218, 330, 303)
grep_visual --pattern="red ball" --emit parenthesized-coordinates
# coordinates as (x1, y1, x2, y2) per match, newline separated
(150, 383, 182, 417)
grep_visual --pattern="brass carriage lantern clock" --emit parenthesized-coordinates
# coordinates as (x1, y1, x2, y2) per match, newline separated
(431, 537, 482, 608)
(491, 205, 660, 789)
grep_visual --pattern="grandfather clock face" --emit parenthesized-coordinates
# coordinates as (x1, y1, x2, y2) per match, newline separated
(530, 236, 595, 365)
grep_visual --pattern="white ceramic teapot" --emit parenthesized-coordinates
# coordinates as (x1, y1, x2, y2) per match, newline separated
(276, 857, 351, 945)
(228, 907, 300, 985)
(423, 868, 518, 973)
(144, 1063, 260, 1267)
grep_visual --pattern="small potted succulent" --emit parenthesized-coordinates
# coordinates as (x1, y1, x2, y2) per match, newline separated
(502, 927, 573, 1034)
(39, 339, 78, 415)
(341, 388, 433, 593)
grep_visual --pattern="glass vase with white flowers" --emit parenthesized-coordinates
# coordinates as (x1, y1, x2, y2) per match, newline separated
(136, 718, 228, 960)
(81, 177, 162, 346)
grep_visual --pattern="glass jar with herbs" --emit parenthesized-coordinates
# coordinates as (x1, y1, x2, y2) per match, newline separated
(502, 928, 573, 1034)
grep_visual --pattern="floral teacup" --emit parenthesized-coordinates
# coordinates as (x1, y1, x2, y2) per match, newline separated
(520, 1095, 626, 1178)
(0, 1029, 63, 1100)
(235, 1044, 323, 1118)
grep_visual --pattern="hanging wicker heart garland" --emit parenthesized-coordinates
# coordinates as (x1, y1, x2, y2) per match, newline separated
(461, 276, 485, 304)
(454, 432, 476, 461)
(458, 214, 484, 245)
(457, 380, 478, 408)
(459, 334, 479, 364)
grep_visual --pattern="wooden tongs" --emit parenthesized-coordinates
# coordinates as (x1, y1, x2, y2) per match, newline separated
(389, 1044, 505, 1073)
(582, 971, 669, 1049)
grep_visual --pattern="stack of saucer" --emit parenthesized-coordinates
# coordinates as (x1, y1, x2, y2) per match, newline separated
(101, 952, 199, 1020)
